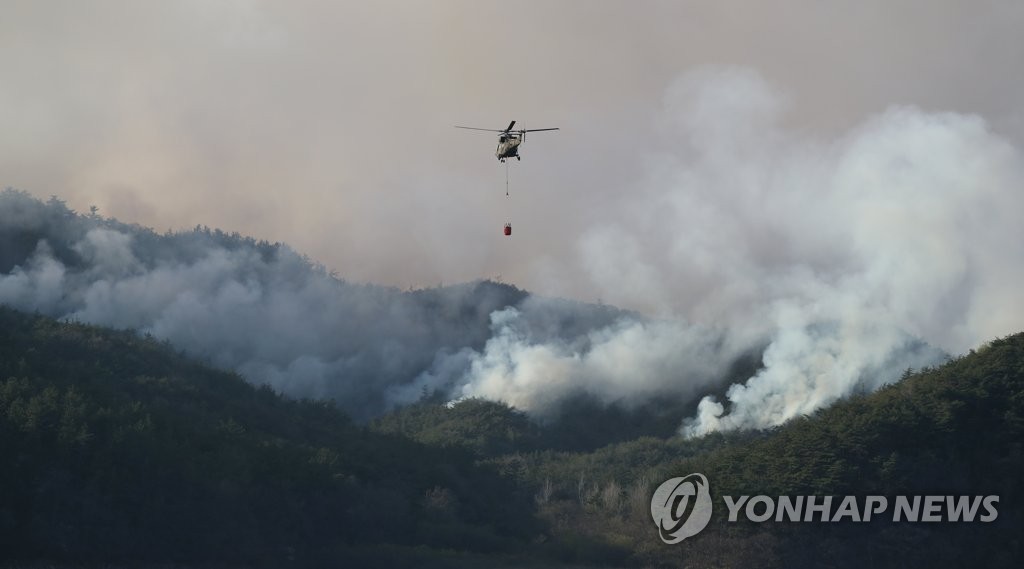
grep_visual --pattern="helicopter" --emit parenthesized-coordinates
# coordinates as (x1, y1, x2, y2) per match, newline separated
(455, 120, 559, 162)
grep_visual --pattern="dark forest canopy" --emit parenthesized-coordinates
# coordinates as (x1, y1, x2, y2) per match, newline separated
(0, 305, 539, 566)
(1, 304, 1021, 567)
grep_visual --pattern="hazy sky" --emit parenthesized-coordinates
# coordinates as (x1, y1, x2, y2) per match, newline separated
(3, 0, 1023, 310)
(4, 1, 1024, 433)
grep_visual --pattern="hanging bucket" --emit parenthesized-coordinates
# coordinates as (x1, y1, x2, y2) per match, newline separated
(503, 223, 512, 236)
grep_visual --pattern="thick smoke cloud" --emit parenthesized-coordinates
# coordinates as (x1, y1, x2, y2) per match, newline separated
(572, 68, 1022, 434)
(3, 67, 1023, 435)
(396, 68, 1023, 434)
(4, 2, 1022, 294)
(401, 304, 744, 417)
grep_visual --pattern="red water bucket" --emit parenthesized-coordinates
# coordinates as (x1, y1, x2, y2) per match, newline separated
(503, 223, 512, 236)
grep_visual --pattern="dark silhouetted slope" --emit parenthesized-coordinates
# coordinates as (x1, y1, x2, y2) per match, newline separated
(0, 306, 539, 566)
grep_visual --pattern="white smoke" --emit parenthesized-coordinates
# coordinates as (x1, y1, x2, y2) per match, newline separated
(591, 68, 1023, 434)
(3, 67, 1022, 436)
(414, 305, 743, 417)
(0, 206, 554, 419)
(417, 67, 1024, 435)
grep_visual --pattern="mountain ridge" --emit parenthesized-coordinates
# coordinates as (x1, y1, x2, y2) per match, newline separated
(0, 188, 639, 421)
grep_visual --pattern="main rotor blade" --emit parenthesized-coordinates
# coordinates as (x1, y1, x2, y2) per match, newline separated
(505, 120, 516, 132)
(454, 126, 506, 132)
(520, 128, 560, 132)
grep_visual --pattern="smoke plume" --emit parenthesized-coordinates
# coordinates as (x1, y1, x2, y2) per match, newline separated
(3, 68, 1023, 435)
(575, 68, 1023, 434)
(0, 191, 633, 420)
(399, 68, 1023, 435)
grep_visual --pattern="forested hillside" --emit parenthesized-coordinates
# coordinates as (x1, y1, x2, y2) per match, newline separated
(1, 306, 1021, 567)
(375, 334, 1024, 568)
(0, 306, 539, 567)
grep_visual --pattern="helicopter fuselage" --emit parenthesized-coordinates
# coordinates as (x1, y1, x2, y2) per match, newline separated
(453, 121, 556, 162)
(496, 135, 522, 162)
